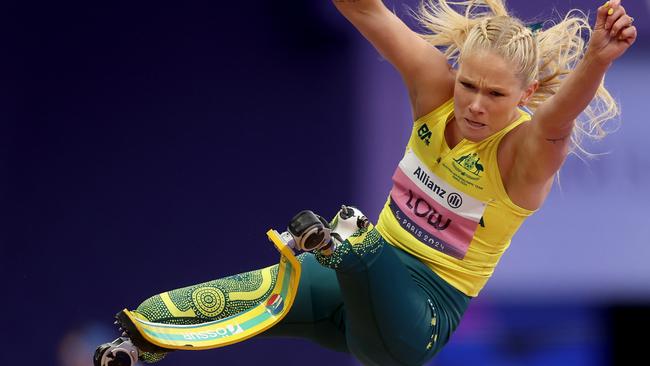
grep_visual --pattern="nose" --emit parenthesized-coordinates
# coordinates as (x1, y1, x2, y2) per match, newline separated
(468, 95, 485, 115)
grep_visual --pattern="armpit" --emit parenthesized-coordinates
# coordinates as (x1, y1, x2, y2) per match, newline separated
(545, 134, 571, 144)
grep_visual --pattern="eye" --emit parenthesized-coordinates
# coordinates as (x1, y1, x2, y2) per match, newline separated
(460, 81, 475, 89)
(490, 91, 505, 97)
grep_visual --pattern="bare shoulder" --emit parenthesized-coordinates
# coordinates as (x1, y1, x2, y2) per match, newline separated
(411, 65, 455, 120)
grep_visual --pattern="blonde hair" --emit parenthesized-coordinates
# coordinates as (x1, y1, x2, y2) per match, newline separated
(413, 0, 619, 153)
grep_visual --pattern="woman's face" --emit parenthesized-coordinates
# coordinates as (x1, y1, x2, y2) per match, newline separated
(453, 50, 536, 142)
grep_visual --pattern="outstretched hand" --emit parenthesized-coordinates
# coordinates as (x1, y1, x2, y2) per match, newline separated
(588, 0, 637, 64)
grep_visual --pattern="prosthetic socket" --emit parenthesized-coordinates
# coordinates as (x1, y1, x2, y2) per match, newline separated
(286, 205, 369, 253)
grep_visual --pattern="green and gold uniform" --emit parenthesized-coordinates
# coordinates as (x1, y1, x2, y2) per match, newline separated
(134, 99, 534, 365)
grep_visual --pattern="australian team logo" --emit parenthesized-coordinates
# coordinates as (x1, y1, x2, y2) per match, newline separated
(453, 152, 484, 177)
(265, 293, 284, 316)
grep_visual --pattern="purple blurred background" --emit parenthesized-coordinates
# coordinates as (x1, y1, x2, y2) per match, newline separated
(3, 1, 648, 365)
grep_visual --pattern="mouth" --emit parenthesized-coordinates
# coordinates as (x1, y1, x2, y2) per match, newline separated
(464, 118, 487, 129)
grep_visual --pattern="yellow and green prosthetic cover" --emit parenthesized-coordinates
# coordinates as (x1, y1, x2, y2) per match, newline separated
(115, 230, 302, 363)
(114, 205, 472, 365)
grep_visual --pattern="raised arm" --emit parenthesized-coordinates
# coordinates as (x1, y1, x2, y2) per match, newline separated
(512, 0, 636, 185)
(333, 0, 455, 118)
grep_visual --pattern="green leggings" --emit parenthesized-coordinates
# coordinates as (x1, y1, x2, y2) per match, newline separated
(134, 229, 470, 365)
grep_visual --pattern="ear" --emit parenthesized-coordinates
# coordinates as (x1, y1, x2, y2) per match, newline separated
(519, 80, 539, 106)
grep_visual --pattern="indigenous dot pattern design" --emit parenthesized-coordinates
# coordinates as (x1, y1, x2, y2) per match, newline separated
(135, 254, 307, 363)
(140, 352, 166, 363)
(315, 238, 352, 269)
(191, 287, 226, 317)
(315, 224, 383, 270)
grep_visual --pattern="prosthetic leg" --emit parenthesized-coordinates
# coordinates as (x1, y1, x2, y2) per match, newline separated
(93, 205, 368, 366)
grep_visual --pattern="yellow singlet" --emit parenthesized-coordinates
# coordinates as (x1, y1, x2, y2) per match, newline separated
(376, 98, 535, 297)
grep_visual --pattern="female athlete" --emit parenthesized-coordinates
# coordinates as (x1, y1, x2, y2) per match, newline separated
(94, 1, 636, 365)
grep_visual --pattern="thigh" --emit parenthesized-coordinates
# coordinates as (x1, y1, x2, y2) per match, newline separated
(336, 242, 436, 366)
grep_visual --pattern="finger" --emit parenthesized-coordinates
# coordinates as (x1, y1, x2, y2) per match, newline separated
(594, 1, 611, 30)
(605, 4, 626, 32)
(611, 14, 633, 37)
(617, 25, 637, 45)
